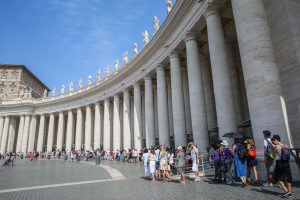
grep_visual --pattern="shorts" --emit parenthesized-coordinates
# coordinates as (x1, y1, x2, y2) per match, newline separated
(192, 161, 198, 172)
(265, 158, 276, 173)
(178, 166, 184, 174)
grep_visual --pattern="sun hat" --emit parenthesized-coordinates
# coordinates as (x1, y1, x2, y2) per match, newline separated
(177, 146, 183, 150)
(220, 140, 229, 146)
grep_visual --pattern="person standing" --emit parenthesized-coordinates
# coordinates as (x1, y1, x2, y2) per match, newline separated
(189, 142, 200, 182)
(220, 140, 234, 185)
(245, 138, 259, 184)
(232, 139, 247, 187)
(263, 130, 275, 187)
(142, 148, 150, 180)
(175, 146, 185, 184)
(272, 135, 293, 198)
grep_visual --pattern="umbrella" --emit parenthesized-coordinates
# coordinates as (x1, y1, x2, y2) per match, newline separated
(222, 132, 243, 139)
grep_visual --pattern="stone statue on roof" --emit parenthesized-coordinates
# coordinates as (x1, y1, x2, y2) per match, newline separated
(133, 42, 138, 55)
(43, 89, 47, 98)
(154, 16, 159, 32)
(87, 74, 92, 86)
(105, 65, 110, 77)
(142, 30, 149, 45)
(61, 84, 65, 95)
(123, 51, 129, 64)
(96, 69, 101, 81)
(114, 59, 119, 71)
(167, 0, 172, 14)
(52, 88, 56, 97)
(69, 82, 74, 92)
(78, 79, 83, 89)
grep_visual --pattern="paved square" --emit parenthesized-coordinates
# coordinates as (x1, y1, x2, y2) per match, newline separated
(0, 159, 299, 200)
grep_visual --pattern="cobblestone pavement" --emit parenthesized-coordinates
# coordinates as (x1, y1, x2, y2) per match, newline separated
(0, 159, 299, 200)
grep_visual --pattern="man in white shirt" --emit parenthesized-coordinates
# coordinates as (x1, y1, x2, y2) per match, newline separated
(263, 130, 275, 187)
(155, 147, 161, 178)
(189, 142, 200, 182)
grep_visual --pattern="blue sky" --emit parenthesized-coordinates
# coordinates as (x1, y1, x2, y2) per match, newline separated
(0, 0, 170, 91)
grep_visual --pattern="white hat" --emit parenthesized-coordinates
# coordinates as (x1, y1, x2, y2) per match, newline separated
(220, 140, 229, 146)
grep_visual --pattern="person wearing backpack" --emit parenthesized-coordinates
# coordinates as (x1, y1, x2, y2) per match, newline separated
(245, 138, 258, 184)
(231, 138, 247, 187)
(272, 135, 293, 198)
(263, 130, 275, 187)
(209, 144, 222, 183)
(220, 140, 234, 185)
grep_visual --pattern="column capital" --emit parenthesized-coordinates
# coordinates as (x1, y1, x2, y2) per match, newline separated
(204, 5, 220, 19)
(184, 31, 197, 43)
(114, 94, 120, 99)
(169, 50, 180, 59)
(124, 89, 130, 94)
(76, 107, 82, 111)
(134, 82, 140, 87)
(86, 104, 91, 109)
(94, 101, 100, 106)
(156, 63, 165, 72)
(144, 75, 152, 81)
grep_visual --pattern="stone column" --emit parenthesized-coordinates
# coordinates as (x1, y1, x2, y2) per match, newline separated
(56, 111, 64, 151)
(16, 115, 25, 153)
(113, 95, 121, 150)
(21, 115, 31, 153)
(75, 108, 83, 150)
(182, 73, 192, 136)
(156, 65, 170, 146)
(94, 102, 101, 149)
(167, 79, 174, 137)
(6, 117, 17, 152)
(66, 110, 74, 151)
(0, 116, 4, 146)
(0, 116, 10, 154)
(232, 0, 291, 149)
(133, 83, 142, 150)
(205, 7, 237, 138)
(85, 105, 92, 151)
(27, 115, 37, 152)
(226, 40, 244, 124)
(123, 89, 131, 150)
(37, 114, 45, 152)
(200, 55, 217, 131)
(47, 113, 55, 152)
(145, 76, 155, 147)
(103, 99, 111, 150)
(185, 32, 209, 150)
(169, 51, 186, 146)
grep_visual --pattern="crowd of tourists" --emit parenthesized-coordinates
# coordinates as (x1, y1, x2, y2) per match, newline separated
(0, 130, 296, 198)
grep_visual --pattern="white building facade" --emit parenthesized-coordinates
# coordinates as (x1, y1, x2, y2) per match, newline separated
(0, 0, 299, 156)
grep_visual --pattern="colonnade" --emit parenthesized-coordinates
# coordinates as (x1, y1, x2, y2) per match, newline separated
(0, 0, 293, 154)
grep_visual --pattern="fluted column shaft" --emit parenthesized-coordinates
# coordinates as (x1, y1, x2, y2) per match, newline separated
(37, 114, 45, 152)
(185, 33, 209, 150)
(113, 95, 121, 150)
(232, 0, 291, 149)
(123, 90, 131, 150)
(85, 105, 92, 151)
(103, 99, 111, 150)
(27, 115, 37, 152)
(205, 7, 237, 138)
(156, 66, 170, 146)
(66, 110, 74, 151)
(145, 77, 155, 147)
(47, 113, 55, 152)
(133, 83, 142, 150)
(75, 108, 83, 150)
(0, 116, 10, 154)
(16, 115, 25, 153)
(21, 115, 31, 153)
(94, 102, 101, 149)
(169, 52, 186, 146)
(56, 111, 64, 151)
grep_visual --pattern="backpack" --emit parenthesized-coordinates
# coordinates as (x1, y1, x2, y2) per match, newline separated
(210, 149, 220, 161)
(237, 144, 247, 160)
(247, 145, 257, 157)
(280, 145, 290, 161)
(265, 140, 274, 160)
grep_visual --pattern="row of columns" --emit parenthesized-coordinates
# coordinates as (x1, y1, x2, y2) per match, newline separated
(0, 0, 290, 154)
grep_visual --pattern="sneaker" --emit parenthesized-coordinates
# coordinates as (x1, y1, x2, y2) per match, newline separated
(263, 182, 273, 187)
(194, 177, 200, 182)
(280, 192, 292, 198)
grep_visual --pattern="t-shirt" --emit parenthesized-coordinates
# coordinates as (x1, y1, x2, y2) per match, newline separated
(274, 144, 282, 161)
(191, 147, 199, 161)
(177, 151, 185, 167)
(155, 149, 160, 161)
